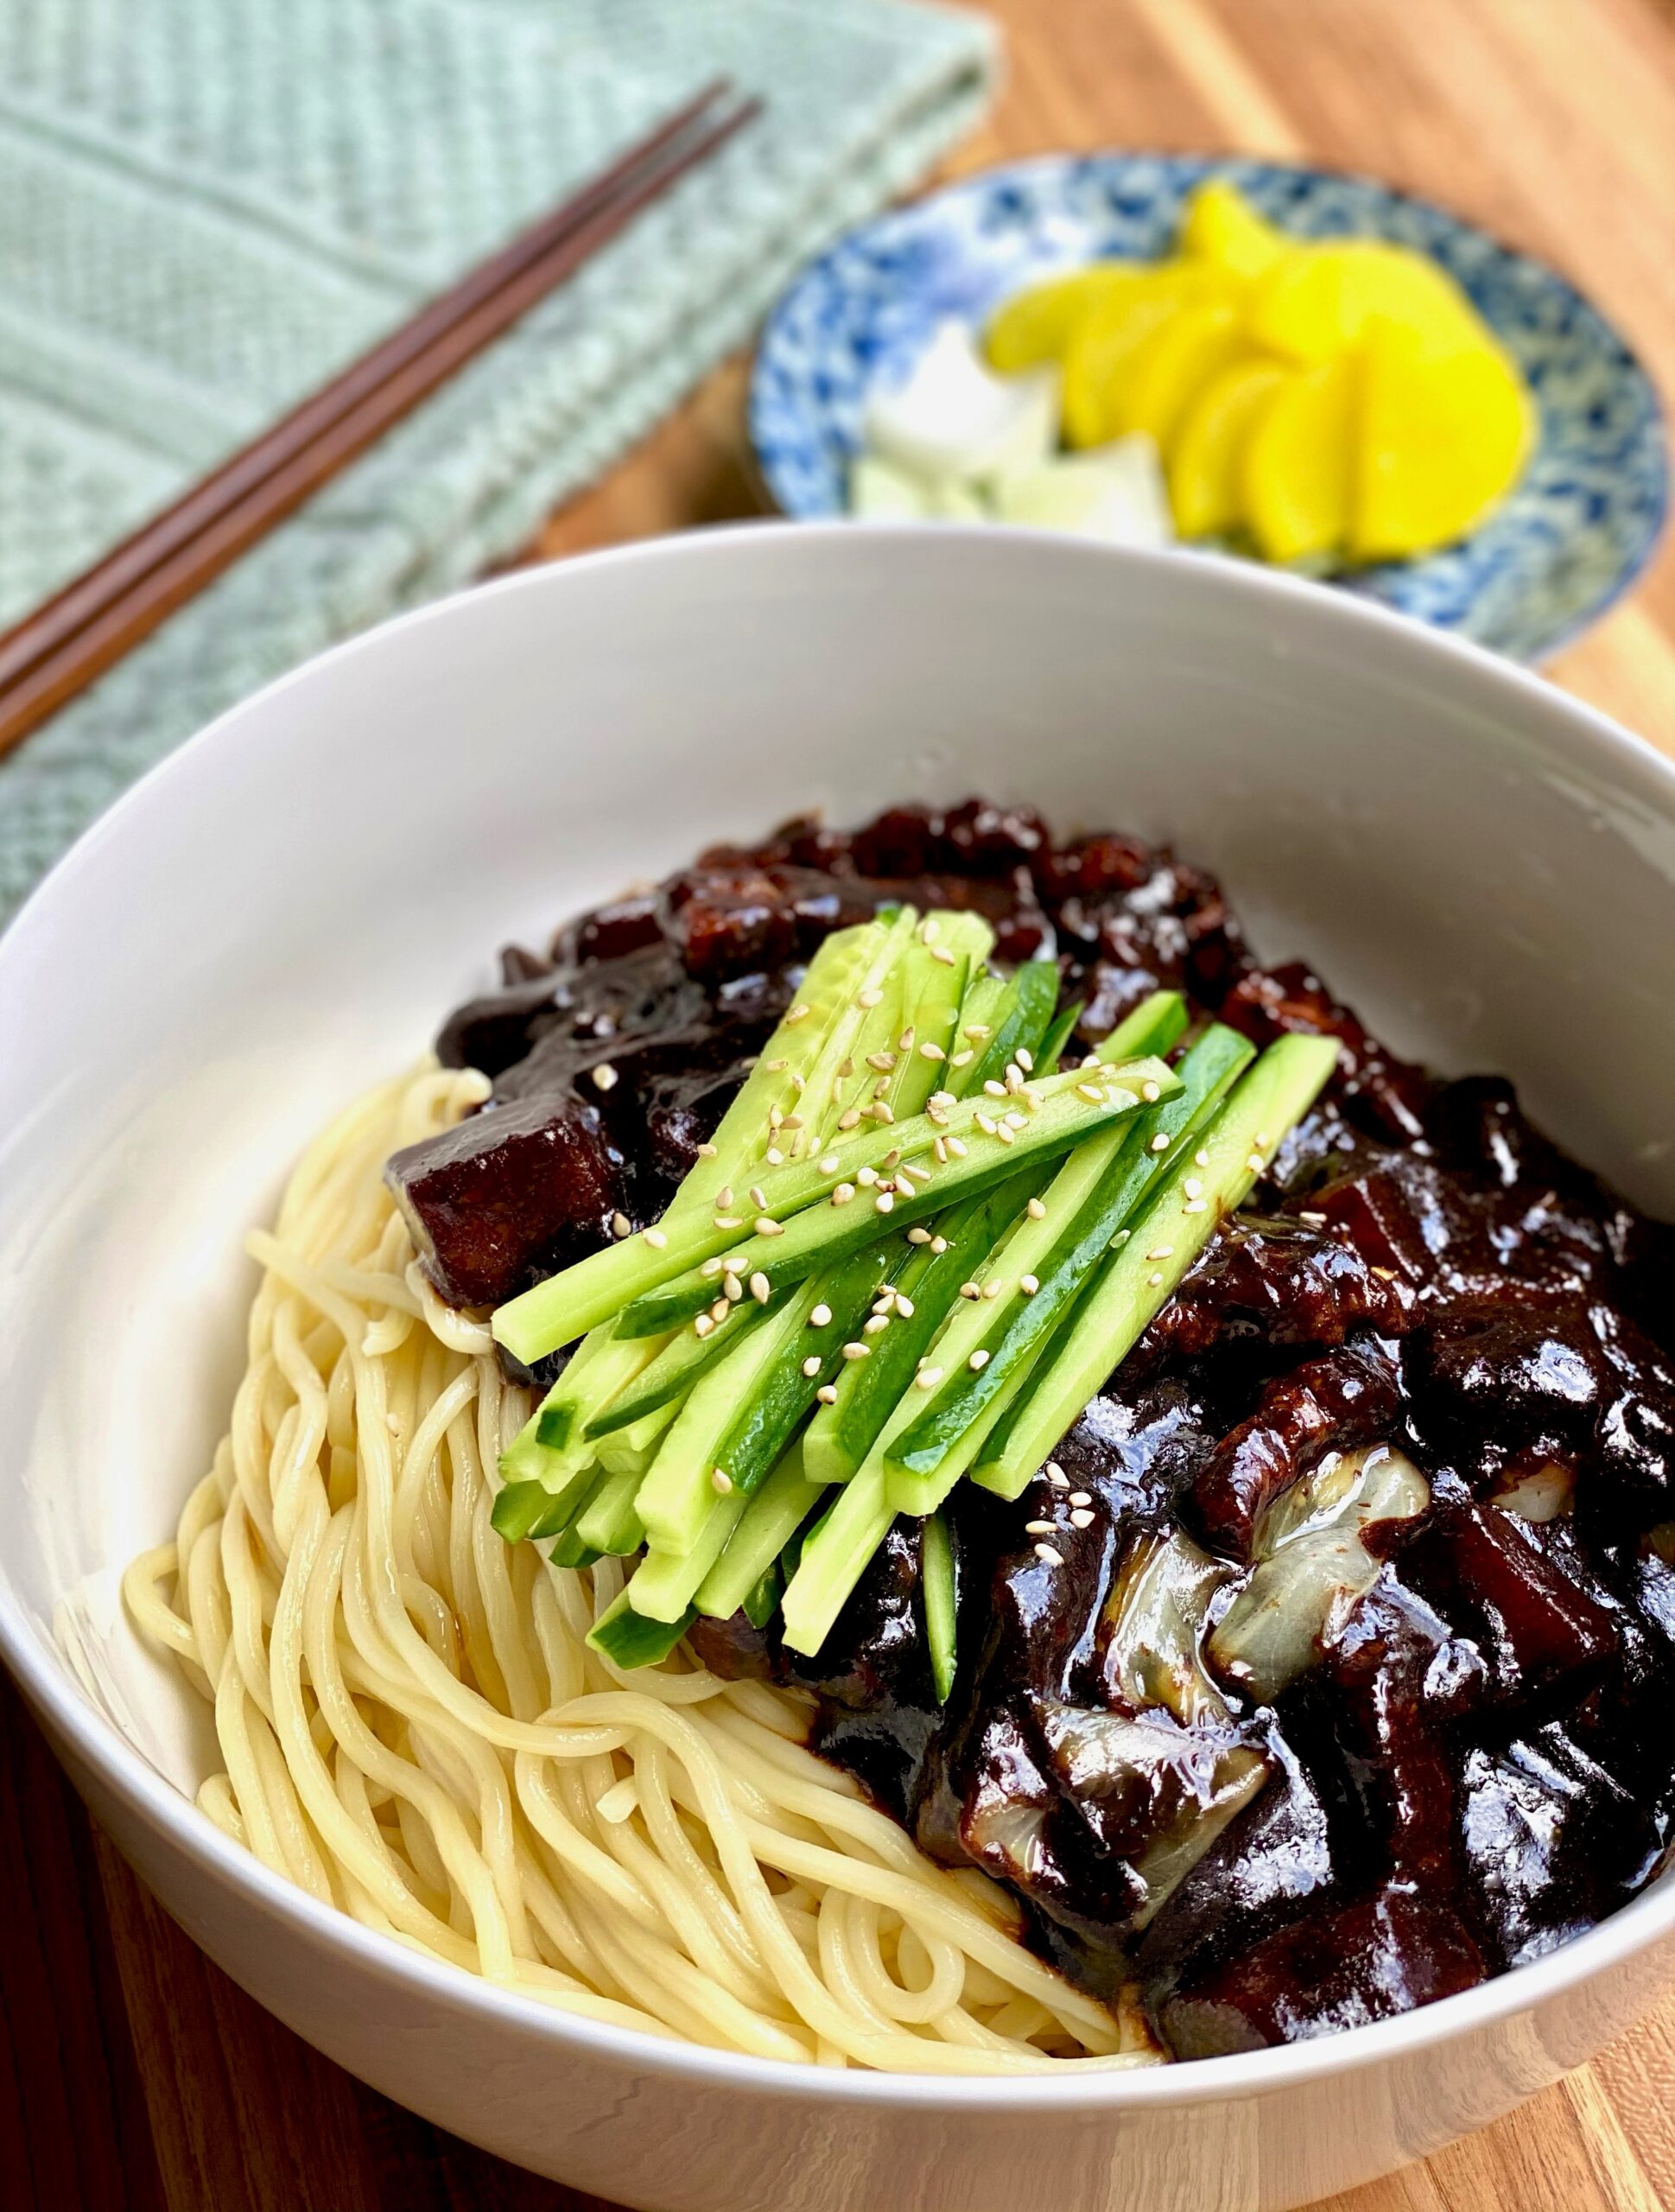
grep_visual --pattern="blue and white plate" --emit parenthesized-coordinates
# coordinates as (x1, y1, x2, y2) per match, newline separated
(750, 154, 1668, 663)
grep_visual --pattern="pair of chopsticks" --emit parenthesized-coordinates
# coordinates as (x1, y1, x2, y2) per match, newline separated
(0, 80, 760, 764)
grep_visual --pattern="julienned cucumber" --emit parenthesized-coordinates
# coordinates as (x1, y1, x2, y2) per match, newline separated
(713, 1244, 889, 1500)
(633, 1291, 801, 1556)
(922, 1510, 958, 1704)
(613, 1059, 1177, 1341)
(972, 1033, 1341, 1500)
(695, 1442, 826, 1620)
(587, 1587, 695, 1669)
(494, 911, 906, 1364)
(886, 1025, 1253, 1496)
(574, 1461, 646, 1555)
(798, 990, 1188, 1486)
(583, 1294, 771, 1437)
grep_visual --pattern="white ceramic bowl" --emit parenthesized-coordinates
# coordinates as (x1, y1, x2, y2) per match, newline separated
(3, 526, 1674, 2212)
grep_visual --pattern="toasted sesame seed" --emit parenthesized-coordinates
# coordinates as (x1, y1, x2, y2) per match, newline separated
(872, 1102, 896, 1125)
(1069, 1509, 1095, 1529)
(701, 1256, 725, 1278)
(816, 1384, 839, 1404)
(710, 1298, 731, 1324)
(921, 917, 940, 944)
(919, 1040, 946, 1061)
(837, 1058, 855, 1079)
(1006, 1065, 1025, 1095)
(809, 1303, 833, 1327)
(982, 1279, 1003, 1299)
(1025, 1520, 1055, 1536)
(642, 1226, 667, 1248)
(933, 1136, 949, 1163)
(1113, 1229, 1132, 1246)
(964, 1024, 992, 1041)
(1026, 1198, 1046, 1220)
(802, 1356, 822, 1377)
(907, 1226, 932, 1244)
(1183, 1198, 1208, 1214)
(857, 988, 884, 1009)
(896, 1294, 916, 1319)
(765, 1147, 784, 1166)
(1141, 1079, 1160, 1103)
(1183, 1177, 1203, 1200)
(863, 1314, 890, 1336)
(960, 1281, 980, 1300)
(769, 1108, 784, 1131)
(873, 1294, 895, 1315)
(818, 1153, 841, 1175)
(996, 1123, 1015, 1145)
(1194, 1148, 1210, 1168)
(968, 1348, 990, 1370)
(832, 1184, 855, 1206)
(1299, 1208, 1328, 1225)
(927, 1103, 949, 1127)
(765, 1058, 790, 1073)
(1076, 1082, 1104, 1103)
(916, 1365, 944, 1389)
(1151, 1133, 1172, 1153)
(709, 1468, 734, 1497)
(1068, 1491, 1093, 1508)
(929, 1090, 958, 1110)
(858, 1166, 879, 1187)
(949, 1050, 974, 1068)
(1081, 1052, 1101, 1070)
(975, 1112, 997, 1136)
(754, 1217, 784, 1237)
(984, 1079, 1008, 1099)
(1020, 1274, 1039, 1295)
(1004, 1112, 1026, 1132)
(1045, 1463, 1068, 1488)
(723, 1271, 744, 1301)
(899, 1027, 916, 1052)
(750, 1271, 771, 1303)
(1016, 1047, 1033, 1073)
(695, 1314, 714, 1338)
(1147, 1270, 1164, 1287)
(931, 945, 956, 966)
(1247, 1153, 1266, 1173)
(882, 1148, 903, 1169)
(1146, 1245, 1175, 1262)
(696, 1141, 720, 1157)
(1256, 1131, 1271, 1149)
(894, 1176, 915, 1199)
(715, 1185, 734, 1211)
(841, 1342, 870, 1361)
(837, 1109, 861, 1130)
(612, 1211, 631, 1239)
(930, 1236, 949, 1254)
(749, 1185, 768, 1211)
(1022, 1084, 1044, 1109)
(866, 1052, 897, 1074)
(946, 1135, 968, 1159)
(875, 1191, 895, 1213)
(785, 1003, 811, 1026)
(1034, 1542, 1064, 1567)
(781, 1113, 803, 1129)
(592, 1063, 619, 1091)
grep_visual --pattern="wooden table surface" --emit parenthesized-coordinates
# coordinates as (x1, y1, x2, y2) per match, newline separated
(6, 4, 1674, 2209)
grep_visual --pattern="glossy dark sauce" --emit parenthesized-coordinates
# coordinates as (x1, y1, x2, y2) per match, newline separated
(390, 801, 1675, 2057)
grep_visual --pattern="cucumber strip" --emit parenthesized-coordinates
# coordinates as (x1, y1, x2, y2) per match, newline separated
(594, 1395, 679, 1475)
(574, 1462, 646, 1555)
(887, 1026, 1253, 1497)
(489, 1478, 560, 1542)
(923, 1510, 959, 1704)
(786, 908, 920, 1160)
(531, 1465, 603, 1541)
(585, 1295, 772, 1437)
(958, 957, 1061, 1093)
(713, 1245, 890, 1503)
(628, 1486, 749, 1620)
(614, 1059, 1177, 1340)
(741, 1561, 784, 1630)
(1036, 998, 1085, 1075)
(695, 1443, 828, 1620)
(549, 1524, 605, 1571)
(778, 1465, 892, 1657)
(632, 1291, 802, 1555)
(587, 1587, 695, 1669)
(801, 1173, 1033, 1485)
(536, 1332, 664, 1448)
(973, 1033, 1341, 1499)
(493, 915, 908, 1364)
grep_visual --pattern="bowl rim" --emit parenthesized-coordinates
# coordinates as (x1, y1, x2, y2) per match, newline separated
(3, 519, 1675, 2113)
(746, 147, 1672, 664)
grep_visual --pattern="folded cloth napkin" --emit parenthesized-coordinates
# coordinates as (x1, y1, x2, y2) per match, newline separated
(0, 0, 997, 925)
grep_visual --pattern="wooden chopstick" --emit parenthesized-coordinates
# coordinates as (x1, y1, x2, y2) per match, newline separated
(0, 82, 759, 762)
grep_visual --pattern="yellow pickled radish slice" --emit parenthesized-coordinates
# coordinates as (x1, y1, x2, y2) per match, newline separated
(1354, 318, 1534, 559)
(1107, 297, 1249, 446)
(1062, 266, 1235, 448)
(1168, 357, 1290, 538)
(984, 262, 1146, 372)
(1179, 180, 1290, 278)
(1252, 241, 1481, 365)
(1242, 353, 1357, 563)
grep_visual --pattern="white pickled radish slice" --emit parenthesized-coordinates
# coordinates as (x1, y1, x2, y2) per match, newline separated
(849, 453, 931, 520)
(996, 435, 1174, 546)
(863, 319, 1057, 482)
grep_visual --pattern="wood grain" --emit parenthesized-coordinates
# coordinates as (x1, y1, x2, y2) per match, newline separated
(8, 4, 1674, 2209)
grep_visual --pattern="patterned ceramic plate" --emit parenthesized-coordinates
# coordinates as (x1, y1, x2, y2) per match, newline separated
(750, 154, 1667, 663)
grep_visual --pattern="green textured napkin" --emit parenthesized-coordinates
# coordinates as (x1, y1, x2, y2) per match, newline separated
(0, 0, 997, 925)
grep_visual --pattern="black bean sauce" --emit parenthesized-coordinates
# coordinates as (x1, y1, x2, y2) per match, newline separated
(392, 801, 1675, 2056)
